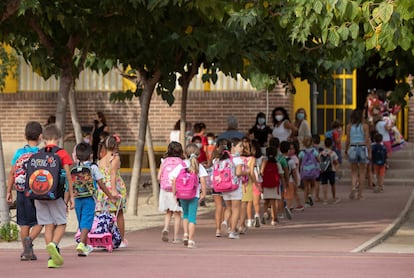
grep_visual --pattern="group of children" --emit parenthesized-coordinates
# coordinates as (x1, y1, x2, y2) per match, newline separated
(6, 121, 127, 268)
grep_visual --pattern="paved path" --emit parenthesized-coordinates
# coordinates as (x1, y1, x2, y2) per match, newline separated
(1, 182, 414, 277)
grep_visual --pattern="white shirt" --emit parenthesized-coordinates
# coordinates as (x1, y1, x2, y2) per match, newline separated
(170, 159, 208, 198)
(272, 120, 292, 142)
(376, 120, 391, 142)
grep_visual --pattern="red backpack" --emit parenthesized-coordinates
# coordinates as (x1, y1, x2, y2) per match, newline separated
(261, 161, 280, 188)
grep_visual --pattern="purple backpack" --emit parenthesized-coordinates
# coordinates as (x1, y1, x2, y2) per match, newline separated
(300, 149, 320, 180)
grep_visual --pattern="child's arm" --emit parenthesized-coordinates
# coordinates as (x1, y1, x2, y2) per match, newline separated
(199, 176, 207, 203)
(97, 179, 117, 203)
(6, 167, 15, 204)
(64, 165, 75, 210)
(249, 157, 257, 184)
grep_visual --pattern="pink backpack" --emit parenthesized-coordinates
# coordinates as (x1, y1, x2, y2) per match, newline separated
(175, 162, 198, 200)
(159, 157, 183, 192)
(212, 151, 239, 192)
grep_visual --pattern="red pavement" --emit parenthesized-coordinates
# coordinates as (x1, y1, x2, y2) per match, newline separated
(2, 184, 414, 277)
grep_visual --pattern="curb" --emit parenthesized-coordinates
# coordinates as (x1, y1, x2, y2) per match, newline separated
(351, 188, 414, 253)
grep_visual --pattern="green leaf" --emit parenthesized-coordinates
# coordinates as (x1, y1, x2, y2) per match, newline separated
(313, 0, 323, 14)
(365, 33, 376, 50)
(379, 2, 394, 23)
(349, 23, 359, 39)
(337, 24, 349, 40)
(328, 29, 340, 47)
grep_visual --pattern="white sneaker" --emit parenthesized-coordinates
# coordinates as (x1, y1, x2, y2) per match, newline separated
(119, 240, 128, 248)
(246, 219, 253, 228)
(221, 221, 227, 234)
(228, 232, 240, 239)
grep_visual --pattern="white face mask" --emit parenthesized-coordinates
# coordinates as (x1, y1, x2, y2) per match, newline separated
(196, 143, 202, 149)
(208, 139, 215, 145)
(275, 115, 284, 122)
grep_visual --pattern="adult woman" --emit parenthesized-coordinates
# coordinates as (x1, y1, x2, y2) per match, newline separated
(271, 107, 297, 142)
(92, 112, 109, 162)
(248, 112, 272, 154)
(345, 109, 371, 200)
(293, 108, 311, 149)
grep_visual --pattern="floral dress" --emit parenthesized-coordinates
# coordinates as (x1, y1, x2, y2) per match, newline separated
(96, 154, 127, 213)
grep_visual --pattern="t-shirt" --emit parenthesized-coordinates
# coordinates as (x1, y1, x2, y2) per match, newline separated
(45, 144, 74, 166)
(170, 159, 208, 198)
(11, 145, 39, 166)
(169, 130, 180, 143)
(217, 130, 245, 140)
(249, 125, 272, 147)
(285, 155, 297, 183)
(376, 120, 391, 142)
(319, 148, 338, 172)
(82, 161, 105, 182)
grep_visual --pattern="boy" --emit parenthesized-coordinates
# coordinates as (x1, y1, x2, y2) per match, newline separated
(6, 121, 44, 261)
(73, 143, 117, 256)
(319, 138, 340, 205)
(371, 133, 388, 193)
(34, 124, 74, 268)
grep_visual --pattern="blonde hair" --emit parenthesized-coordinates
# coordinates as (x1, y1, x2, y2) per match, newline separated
(302, 136, 313, 148)
(43, 124, 61, 140)
(185, 143, 200, 175)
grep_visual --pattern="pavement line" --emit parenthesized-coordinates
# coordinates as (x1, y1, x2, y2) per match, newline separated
(351, 188, 414, 253)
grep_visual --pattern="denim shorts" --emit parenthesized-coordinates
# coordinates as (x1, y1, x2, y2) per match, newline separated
(348, 145, 368, 164)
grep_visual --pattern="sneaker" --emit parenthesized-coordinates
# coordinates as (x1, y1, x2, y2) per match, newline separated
(221, 221, 227, 234)
(162, 229, 169, 242)
(187, 240, 197, 248)
(261, 216, 266, 225)
(21, 237, 34, 261)
(349, 188, 357, 200)
(271, 221, 277, 226)
(119, 239, 128, 248)
(246, 219, 253, 228)
(238, 226, 247, 235)
(183, 233, 189, 246)
(308, 195, 314, 206)
(294, 205, 305, 212)
(228, 232, 240, 239)
(254, 216, 261, 228)
(76, 242, 93, 257)
(305, 202, 311, 208)
(47, 258, 61, 268)
(284, 207, 292, 220)
(46, 242, 63, 266)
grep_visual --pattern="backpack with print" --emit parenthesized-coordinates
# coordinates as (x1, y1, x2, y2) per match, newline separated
(25, 146, 65, 200)
(319, 151, 332, 173)
(300, 149, 320, 180)
(71, 163, 96, 198)
(175, 162, 199, 200)
(261, 161, 280, 188)
(159, 157, 183, 192)
(212, 151, 239, 193)
(371, 143, 387, 166)
(13, 146, 38, 192)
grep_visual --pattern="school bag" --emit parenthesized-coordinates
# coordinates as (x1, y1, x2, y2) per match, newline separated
(175, 162, 199, 200)
(14, 145, 38, 192)
(319, 150, 332, 173)
(159, 157, 183, 192)
(71, 162, 96, 198)
(261, 161, 280, 188)
(371, 143, 387, 166)
(300, 149, 320, 180)
(212, 151, 239, 192)
(25, 146, 65, 200)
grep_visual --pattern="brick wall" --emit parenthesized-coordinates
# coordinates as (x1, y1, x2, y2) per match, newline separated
(0, 86, 292, 146)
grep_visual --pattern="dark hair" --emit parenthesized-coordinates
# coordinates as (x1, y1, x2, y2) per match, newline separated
(76, 142, 93, 162)
(173, 120, 180, 131)
(97, 111, 107, 125)
(193, 122, 206, 133)
(241, 137, 253, 156)
(350, 109, 363, 126)
(269, 137, 280, 149)
(206, 132, 215, 138)
(43, 124, 61, 140)
(271, 107, 290, 126)
(255, 112, 266, 125)
(290, 141, 300, 155)
(332, 119, 343, 129)
(324, 137, 333, 148)
(374, 133, 383, 143)
(279, 141, 290, 154)
(312, 134, 321, 145)
(191, 135, 202, 143)
(45, 115, 56, 126)
(266, 146, 277, 162)
(251, 139, 262, 158)
(165, 141, 184, 159)
(215, 138, 232, 161)
(25, 121, 42, 141)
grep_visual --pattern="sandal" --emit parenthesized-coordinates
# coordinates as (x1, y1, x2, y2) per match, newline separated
(162, 229, 169, 242)
(187, 240, 196, 248)
(215, 232, 221, 238)
(183, 233, 189, 246)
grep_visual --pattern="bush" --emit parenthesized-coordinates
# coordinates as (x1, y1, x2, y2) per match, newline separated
(0, 223, 19, 242)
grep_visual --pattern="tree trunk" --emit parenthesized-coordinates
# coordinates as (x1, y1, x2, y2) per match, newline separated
(55, 67, 73, 147)
(145, 123, 159, 207)
(179, 84, 188, 147)
(127, 69, 160, 216)
(68, 82, 83, 144)
(0, 129, 10, 224)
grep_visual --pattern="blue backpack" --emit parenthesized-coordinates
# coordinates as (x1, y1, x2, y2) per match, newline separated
(371, 143, 387, 166)
(300, 149, 320, 180)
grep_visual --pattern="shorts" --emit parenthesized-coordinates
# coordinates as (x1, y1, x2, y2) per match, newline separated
(383, 141, 392, 155)
(180, 198, 199, 224)
(75, 197, 96, 230)
(222, 186, 242, 201)
(320, 171, 336, 185)
(262, 186, 282, 200)
(210, 188, 222, 196)
(16, 191, 38, 227)
(35, 198, 67, 225)
(374, 165, 386, 177)
(348, 145, 368, 164)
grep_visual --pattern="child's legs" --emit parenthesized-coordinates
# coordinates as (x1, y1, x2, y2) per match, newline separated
(314, 179, 320, 200)
(17, 193, 41, 242)
(164, 210, 173, 230)
(262, 199, 270, 218)
(20, 226, 30, 246)
(75, 198, 95, 244)
(269, 199, 276, 221)
(303, 180, 311, 199)
(350, 163, 359, 189)
(35, 198, 67, 245)
(223, 201, 232, 224)
(117, 210, 125, 240)
(230, 200, 241, 233)
(357, 163, 367, 197)
(213, 194, 223, 231)
(246, 201, 253, 220)
(375, 165, 385, 188)
(293, 185, 302, 206)
(29, 225, 43, 242)
(367, 163, 374, 187)
(186, 198, 199, 240)
(239, 201, 247, 228)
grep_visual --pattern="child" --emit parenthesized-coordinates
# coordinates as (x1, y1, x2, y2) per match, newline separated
(34, 124, 74, 268)
(299, 136, 320, 207)
(158, 141, 184, 243)
(319, 138, 340, 205)
(6, 121, 44, 261)
(331, 120, 343, 165)
(96, 135, 128, 247)
(72, 143, 117, 256)
(371, 133, 388, 193)
(171, 143, 207, 248)
(212, 139, 228, 237)
(251, 140, 264, 227)
(206, 132, 216, 167)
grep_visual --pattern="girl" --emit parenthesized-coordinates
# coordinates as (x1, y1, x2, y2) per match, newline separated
(271, 107, 297, 142)
(248, 112, 272, 154)
(238, 138, 257, 233)
(251, 140, 264, 227)
(345, 109, 371, 200)
(298, 136, 320, 207)
(171, 144, 207, 248)
(284, 141, 304, 211)
(96, 135, 128, 247)
(158, 141, 184, 243)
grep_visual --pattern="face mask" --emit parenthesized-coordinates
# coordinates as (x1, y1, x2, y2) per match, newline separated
(196, 143, 202, 149)
(234, 152, 240, 157)
(258, 118, 266, 125)
(208, 139, 215, 145)
(297, 113, 305, 120)
(83, 138, 90, 144)
(275, 115, 284, 122)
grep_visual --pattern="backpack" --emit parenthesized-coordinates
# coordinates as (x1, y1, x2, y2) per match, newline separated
(175, 162, 198, 200)
(319, 151, 332, 173)
(212, 151, 239, 192)
(159, 157, 183, 192)
(71, 163, 96, 198)
(300, 149, 320, 180)
(261, 161, 280, 188)
(13, 146, 38, 192)
(372, 143, 387, 166)
(25, 146, 65, 200)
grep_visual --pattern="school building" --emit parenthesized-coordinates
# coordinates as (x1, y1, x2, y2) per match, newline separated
(1, 56, 413, 171)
